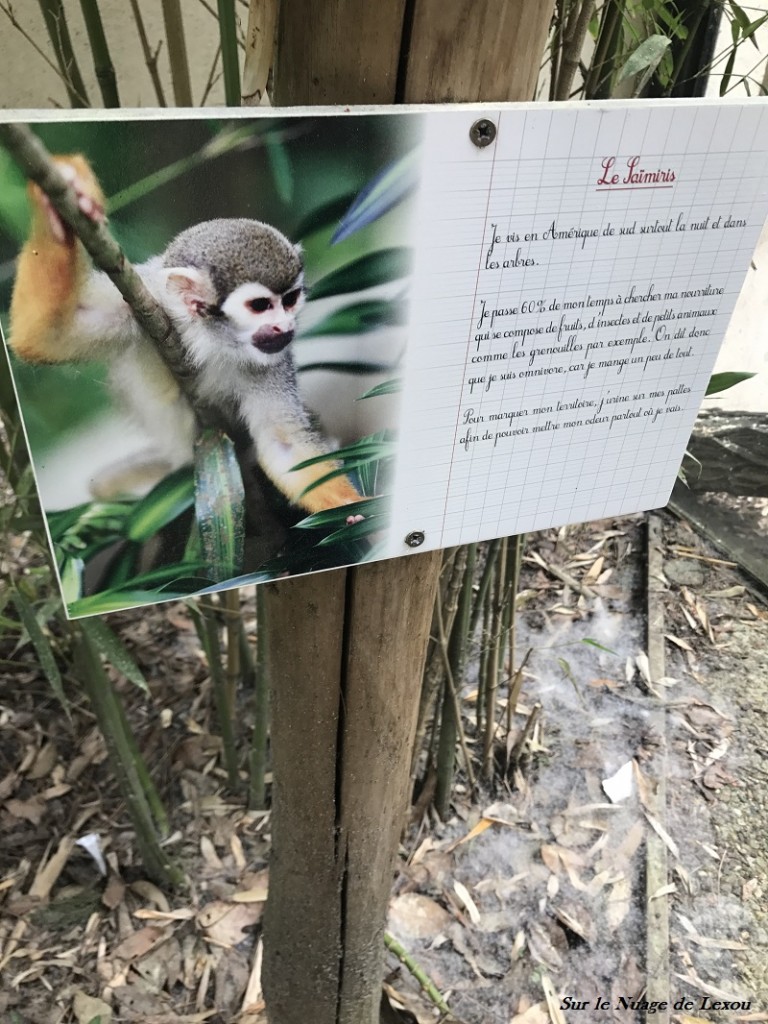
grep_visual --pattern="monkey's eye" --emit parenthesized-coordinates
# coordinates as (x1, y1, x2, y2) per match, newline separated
(246, 298, 272, 313)
(282, 289, 301, 310)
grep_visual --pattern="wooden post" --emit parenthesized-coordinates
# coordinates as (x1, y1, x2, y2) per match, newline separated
(263, 4, 554, 1022)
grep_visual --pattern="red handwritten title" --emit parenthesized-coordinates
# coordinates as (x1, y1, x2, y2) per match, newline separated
(597, 156, 676, 189)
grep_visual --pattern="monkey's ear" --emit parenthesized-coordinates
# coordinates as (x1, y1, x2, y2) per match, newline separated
(162, 267, 218, 317)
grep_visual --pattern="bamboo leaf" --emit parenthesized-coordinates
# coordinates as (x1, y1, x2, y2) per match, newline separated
(358, 378, 402, 399)
(266, 135, 294, 204)
(301, 299, 405, 337)
(11, 590, 69, 713)
(705, 371, 755, 396)
(616, 34, 671, 86)
(194, 429, 245, 582)
(79, 618, 150, 693)
(331, 150, 420, 244)
(291, 436, 397, 470)
(125, 469, 195, 542)
(309, 249, 412, 300)
(581, 637, 617, 655)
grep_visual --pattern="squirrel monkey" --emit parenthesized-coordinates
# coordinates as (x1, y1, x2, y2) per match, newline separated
(9, 155, 363, 517)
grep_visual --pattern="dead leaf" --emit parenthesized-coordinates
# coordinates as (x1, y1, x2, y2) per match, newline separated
(388, 893, 452, 939)
(6, 796, 47, 825)
(111, 925, 170, 962)
(606, 876, 631, 929)
(73, 989, 112, 1024)
(198, 901, 263, 947)
(28, 742, 58, 780)
(453, 880, 481, 926)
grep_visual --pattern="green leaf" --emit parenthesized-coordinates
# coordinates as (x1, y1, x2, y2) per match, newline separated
(358, 378, 402, 400)
(299, 361, 396, 376)
(293, 191, 360, 241)
(301, 299, 405, 337)
(720, 47, 738, 95)
(317, 513, 385, 547)
(266, 135, 294, 204)
(331, 150, 420, 244)
(616, 34, 671, 88)
(79, 618, 149, 693)
(194, 429, 245, 582)
(11, 590, 69, 714)
(0, 147, 31, 241)
(729, 0, 751, 33)
(581, 637, 617, 655)
(309, 249, 412, 301)
(294, 495, 387, 529)
(126, 468, 195, 542)
(705, 371, 755, 396)
(291, 436, 397, 471)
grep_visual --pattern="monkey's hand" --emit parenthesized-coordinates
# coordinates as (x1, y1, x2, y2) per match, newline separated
(35, 156, 106, 243)
(10, 154, 108, 365)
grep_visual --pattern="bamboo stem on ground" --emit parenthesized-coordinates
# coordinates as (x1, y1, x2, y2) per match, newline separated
(249, 587, 269, 809)
(75, 629, 182, 886)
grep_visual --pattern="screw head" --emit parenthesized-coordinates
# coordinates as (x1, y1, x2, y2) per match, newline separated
(470, 118, 497, 148)
(405, 531, 425, 548)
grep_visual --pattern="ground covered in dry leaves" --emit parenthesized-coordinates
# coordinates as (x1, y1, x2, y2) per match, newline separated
(1, 508, 767, 1024)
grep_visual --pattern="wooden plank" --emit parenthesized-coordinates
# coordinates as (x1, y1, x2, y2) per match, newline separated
(337, 551, 441, 1024)
(261, 570, 348, 1024)
(669, 480, 768, 592)
(274, 0, 408, 104)
(403, 0, 552, 102)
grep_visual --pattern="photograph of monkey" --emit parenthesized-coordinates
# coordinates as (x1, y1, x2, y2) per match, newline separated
(0, 114, 419, 616)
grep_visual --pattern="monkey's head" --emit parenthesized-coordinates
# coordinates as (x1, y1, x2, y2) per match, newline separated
(160, 218, 305, 368)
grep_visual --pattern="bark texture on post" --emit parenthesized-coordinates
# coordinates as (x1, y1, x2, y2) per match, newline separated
(264, 3, 555, 1022)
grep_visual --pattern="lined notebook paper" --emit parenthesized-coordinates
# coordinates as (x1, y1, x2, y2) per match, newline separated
(390, 101, 768, 555)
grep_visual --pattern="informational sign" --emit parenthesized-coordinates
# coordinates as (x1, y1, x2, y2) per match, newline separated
(1, 101, 767, 616)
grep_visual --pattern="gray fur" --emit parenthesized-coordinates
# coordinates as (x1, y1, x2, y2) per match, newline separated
(161, 219, 302, 300)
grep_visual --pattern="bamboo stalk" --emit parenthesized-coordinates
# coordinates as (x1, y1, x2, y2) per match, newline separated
(75, 629, 182, 886)
(36, 0, 90, 107)
(482, 538, 507, 778)
(249, 587, 269, 809)
(434, 544, 475, 816)
(128, 0, 167, 106)
(78, 0, 120, 106)
(199, 599, 240, 789)
(161, 0, 193, 106)
(555, 0, 597, 100)
(505, 534, 525, 733)
(217, 0, 241, 106)
(223, 588, 242, 707)
(583, 0, 625, 99)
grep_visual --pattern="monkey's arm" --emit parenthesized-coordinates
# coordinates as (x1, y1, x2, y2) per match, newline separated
(9, 155, 141, 364)
(240, 387, 361, 514)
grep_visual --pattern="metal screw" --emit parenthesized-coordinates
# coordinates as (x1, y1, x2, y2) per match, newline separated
(470, 118, 497, 148)
(405, 531, 425, 548)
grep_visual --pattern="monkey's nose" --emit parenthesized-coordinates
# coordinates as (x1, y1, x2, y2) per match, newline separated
(254, 330, 294, 354)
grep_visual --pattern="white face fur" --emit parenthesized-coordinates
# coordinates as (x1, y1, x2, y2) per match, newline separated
(160, 266, 305, 370)
(220, 279, 305, 365)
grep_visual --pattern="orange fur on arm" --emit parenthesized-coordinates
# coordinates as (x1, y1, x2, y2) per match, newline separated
(9, 155, 104, 364)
